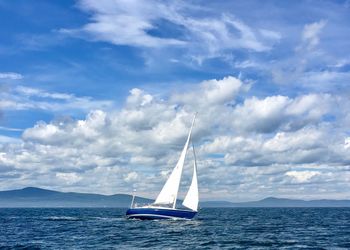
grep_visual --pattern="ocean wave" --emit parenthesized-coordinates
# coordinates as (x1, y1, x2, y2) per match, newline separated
(44, 216, 81, 221)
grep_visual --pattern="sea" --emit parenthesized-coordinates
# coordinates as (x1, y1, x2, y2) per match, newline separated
(0, 207, 349, 249)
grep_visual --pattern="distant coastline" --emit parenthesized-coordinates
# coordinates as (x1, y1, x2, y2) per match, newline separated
(1, 187, 350, 208)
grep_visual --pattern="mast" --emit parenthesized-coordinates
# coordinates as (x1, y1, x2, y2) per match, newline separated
(130, 189, 136, 208)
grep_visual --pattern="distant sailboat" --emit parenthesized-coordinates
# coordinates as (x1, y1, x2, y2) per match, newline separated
(126, 114, 199, 220)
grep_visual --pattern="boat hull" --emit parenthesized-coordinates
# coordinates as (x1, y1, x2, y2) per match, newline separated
(126, 207, 197, 220)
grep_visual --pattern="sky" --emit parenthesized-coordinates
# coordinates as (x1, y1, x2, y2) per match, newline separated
(0, 0, 350, 201)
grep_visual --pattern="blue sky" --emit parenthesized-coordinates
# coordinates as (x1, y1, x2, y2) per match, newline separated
(1, 0, 350, 201)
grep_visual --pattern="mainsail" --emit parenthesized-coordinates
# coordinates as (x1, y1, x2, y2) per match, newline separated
(182, 145, 199, 211)
(154, 115, 196, 208)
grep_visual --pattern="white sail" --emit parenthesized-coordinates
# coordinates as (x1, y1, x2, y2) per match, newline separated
(154, 114, 196, 208)
(182, 145, 199, 211)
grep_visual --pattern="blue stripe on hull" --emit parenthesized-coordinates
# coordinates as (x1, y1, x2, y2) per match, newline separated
(126, 208, 197, 220)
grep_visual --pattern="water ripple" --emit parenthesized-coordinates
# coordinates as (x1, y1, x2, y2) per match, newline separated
(0, 207, 349, 249)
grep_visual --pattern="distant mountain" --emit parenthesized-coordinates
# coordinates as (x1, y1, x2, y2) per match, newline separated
(201, 197, 350, 207)
(1, 187, 350, 207)
(0, 187, 152, 207)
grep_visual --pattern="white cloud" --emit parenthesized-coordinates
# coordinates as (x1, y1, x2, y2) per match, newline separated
(0, 135, 21, 144)
(127, 88, 153, 107)
(23, 123, 61, 142)
(233, 95, 290, 133)
(183, 14, 271, 56)
(300, 71, 350, 91)
(231, 94, 330, 133)
(0, 85, 113, 112)
(259, 29, 282, 41)
(285, 170, 320, 183)
(62, 0, 280, 64)
(124, 172, 138, 182)
(63, 0, 185, 48)
(1, 76, 350, 200)
(56, 172, 82, 185)
(0, 72, 23, 80)
(264, 129, 322, 153)
(202, 126, 331, 168)
(234, 60, 259, 69)
(15, 86, 73, 100)
(302, 20, 327, 50)
(0, 126, 24, 132)
(267, 20, 336, 89)
(172, 76, 247, 107)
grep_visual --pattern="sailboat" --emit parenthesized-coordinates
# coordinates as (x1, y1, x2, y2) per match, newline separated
(126, 114, 199, 220)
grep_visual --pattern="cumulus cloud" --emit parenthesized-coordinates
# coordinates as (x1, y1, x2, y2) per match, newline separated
(202, 126, 331, 168)
(172, 76, 248, 107)
(285, 170, 320, 183)
(1, 76, 349, 200)
(231, 94, 331, 133)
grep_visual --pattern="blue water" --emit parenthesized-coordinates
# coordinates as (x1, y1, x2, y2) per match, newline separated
(0, 208, 349, 249)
